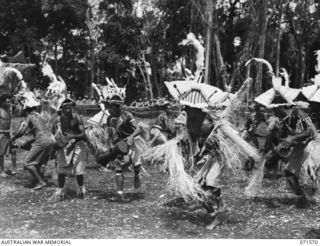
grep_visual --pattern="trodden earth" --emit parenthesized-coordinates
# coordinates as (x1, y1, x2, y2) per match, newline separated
(0, 118, 320, 239)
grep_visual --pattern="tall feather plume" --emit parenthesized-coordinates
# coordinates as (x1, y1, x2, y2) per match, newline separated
(315, 50, 320, 73)
(280, 67, 290, 87)
(245, 58, 274, 76)
(91, 82, 104, 102)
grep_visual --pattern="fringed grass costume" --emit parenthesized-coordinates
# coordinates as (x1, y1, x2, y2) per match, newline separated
(244, 58, 320, 207)
(145, 78, 258, 229)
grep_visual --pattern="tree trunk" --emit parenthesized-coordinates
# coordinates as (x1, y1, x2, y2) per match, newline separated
(213, 33, 228, 89)
(150, 48, 162, 97)
(204, 0, 214, 84)
(275, 0, 283, 77)
(90, 41, 95, 85)
(255, 1, 269, 95)
(137, 62, 149, 98)
(141, 53, 154, 100)
(300, 46, 306, 87)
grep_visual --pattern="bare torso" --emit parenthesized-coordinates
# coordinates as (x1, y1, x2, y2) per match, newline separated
(26, 112, 52, 138)
(60, 113, 83, 135)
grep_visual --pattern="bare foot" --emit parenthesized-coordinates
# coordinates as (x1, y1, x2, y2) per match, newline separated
(134, 175, 141, 189)
(187, 204, 202, 212)
(217, 199, 227, 213)
(33, 182, 47, 190)
(49, 192, 65, 202)
(206, 218, 220, 230)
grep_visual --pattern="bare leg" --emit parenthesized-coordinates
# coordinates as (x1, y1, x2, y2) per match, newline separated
(133, 165, 141, 189)
(50, 174, 65, 202)
(206, 213, 221, 230)
(0, 155, 4, 172)
(76, 175, 86, 199)
(25, 165, 46, 190)
(110, 171, 130, 202)
(216, 195, 227, 213)
(202, 201, 220, 230)
(116, 172, 124, 193)
(10, 149, 17, 174)
(203, 187, 225, 230)
(285, 170, 307, 208)
(0, 155, 8, 177)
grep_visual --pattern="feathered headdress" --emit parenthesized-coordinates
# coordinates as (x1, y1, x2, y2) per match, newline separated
(246, 58, 307, 108)
(315, 50, 320, 73)
(164, 80, 229, 109)
(301, 51, 320, 103)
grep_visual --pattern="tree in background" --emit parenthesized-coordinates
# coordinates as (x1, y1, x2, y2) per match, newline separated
(1, 0, 320, 101)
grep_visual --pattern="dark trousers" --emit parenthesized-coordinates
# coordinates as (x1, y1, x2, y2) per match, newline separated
(97, 148, 122, 167)
(284, 169, 304, 196)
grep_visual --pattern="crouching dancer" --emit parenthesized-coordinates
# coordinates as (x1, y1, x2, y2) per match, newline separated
(10, 96, 55, 190)
(51, 98, 88, 201)
(96, 96, 143, 202)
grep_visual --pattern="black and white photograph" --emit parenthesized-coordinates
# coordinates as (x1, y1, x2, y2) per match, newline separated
(0, 0, 320, 240)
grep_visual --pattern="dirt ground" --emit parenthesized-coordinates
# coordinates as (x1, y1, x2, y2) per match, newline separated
(1, 118, 320, 239)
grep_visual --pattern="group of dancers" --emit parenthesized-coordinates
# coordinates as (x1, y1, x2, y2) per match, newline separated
(0, 76, 319, 230)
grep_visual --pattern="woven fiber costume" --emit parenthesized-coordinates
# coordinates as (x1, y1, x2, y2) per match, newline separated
(96, 95, 148, 202)
(245, 58, 319, 208)
(144, 78, 259, 229)
(51, 98, 88, 200)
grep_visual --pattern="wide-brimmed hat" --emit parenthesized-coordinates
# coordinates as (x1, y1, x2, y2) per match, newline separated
(164, 80, 228, 109)
(254, 76, 308, 109)
(107, 95, 124, 105)
(59, 98, 75, 110)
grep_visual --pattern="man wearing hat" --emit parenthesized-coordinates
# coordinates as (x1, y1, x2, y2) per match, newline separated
(257, 105, 314, 208)
(97, 95, 142, 202)
(280, 108, 314, 206)
(9, 92, 55, 190)
(51, 98, 88, 200)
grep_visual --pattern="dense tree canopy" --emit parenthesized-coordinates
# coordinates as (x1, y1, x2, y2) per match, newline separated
(1, 0, 320, 101)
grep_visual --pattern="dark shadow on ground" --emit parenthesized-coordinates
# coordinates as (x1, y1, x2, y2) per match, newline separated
(162, 197, 190, 210)
(250, 196, 317, 209)
(305, 228, 320, 239)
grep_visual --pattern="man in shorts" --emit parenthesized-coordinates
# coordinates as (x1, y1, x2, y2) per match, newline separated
(10, 94, 55, 190)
